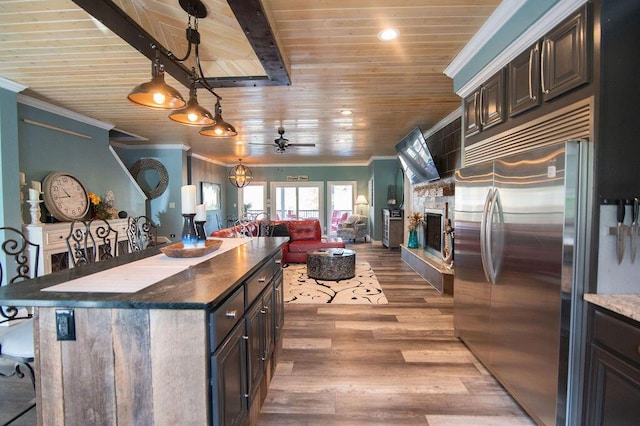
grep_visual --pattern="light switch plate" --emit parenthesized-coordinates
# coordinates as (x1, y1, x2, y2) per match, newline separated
(55, 309, 76, 341)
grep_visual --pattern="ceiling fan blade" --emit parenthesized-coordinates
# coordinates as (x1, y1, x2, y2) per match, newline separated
(288, 143, 316, 147)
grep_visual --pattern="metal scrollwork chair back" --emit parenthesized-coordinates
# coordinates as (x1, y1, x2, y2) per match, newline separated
(66, 219, 118, 267)
(0, 226, 39, 423)
(127, 215, 158, 252)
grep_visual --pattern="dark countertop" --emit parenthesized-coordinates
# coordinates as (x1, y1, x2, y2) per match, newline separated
(0, 237, 287, 311)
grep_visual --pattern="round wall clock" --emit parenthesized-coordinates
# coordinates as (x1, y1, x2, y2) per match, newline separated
(42, 171, 90, 222)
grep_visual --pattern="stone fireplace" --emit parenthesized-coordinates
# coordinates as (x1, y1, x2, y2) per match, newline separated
(423, 208, 444, 259)
(400, 178, 455, 295)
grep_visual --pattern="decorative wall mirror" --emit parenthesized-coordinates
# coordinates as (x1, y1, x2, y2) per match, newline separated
(129, 158, 169, 200)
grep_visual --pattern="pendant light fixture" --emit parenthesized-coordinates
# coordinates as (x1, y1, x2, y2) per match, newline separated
(127, 50, 186, 110)
(199, 99, 238, 137)
(168, 70, 214, 126)
(127, 0, 236, 136)
(228, 159, 253, 188)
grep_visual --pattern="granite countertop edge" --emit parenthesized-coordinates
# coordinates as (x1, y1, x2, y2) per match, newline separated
(584, 293, 640, 323)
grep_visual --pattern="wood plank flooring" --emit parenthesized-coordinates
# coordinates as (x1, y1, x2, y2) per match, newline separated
(0, 243, 535, 425)
(259, 243, 535, 425)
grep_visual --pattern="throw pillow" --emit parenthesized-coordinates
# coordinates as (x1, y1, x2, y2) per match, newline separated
(271, 223, 289, 237)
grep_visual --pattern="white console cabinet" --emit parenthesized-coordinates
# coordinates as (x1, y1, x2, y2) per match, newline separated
(24, 219, 130, 276)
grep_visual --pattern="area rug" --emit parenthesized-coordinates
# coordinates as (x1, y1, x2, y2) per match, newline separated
(283, 262, 388, 304)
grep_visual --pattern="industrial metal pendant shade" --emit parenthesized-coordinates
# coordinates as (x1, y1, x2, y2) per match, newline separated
(127, 0, 237, 136)
(228, 159, 253, 188)
(199, 99, 238, 137)
(127, 53, 186, 110)
(168, 85, 214, 126)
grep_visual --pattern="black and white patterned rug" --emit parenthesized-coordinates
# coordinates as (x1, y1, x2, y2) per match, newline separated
(283, 262, 388, 304)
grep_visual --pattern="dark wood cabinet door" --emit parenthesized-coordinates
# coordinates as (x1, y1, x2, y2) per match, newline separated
(262, 287, 275, 362)
(246, 301, 265, 398)
(273, 273, 284, 341)
(587, 346, 640, 426)
(480, 69, 505, 130)
(541, 5, 589, 101)
(463, 90, 481, 137)
(212, 323, 247, 426)
(507, 42, 541, 117)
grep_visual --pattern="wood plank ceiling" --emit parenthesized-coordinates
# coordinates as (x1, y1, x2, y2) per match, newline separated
(0, 0, 500, 166)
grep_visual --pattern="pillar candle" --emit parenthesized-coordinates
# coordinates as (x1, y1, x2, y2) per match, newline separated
(31, 180, 41, 193)
(19, 172, 26, 186)
(195, 203, 206, 221)
(28, 188, 39, 201)
(181, 185, 197, 214)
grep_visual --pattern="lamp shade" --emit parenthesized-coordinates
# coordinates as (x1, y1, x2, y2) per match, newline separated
(228, 160, 253, 188)
(355, 195, 368, 205)
(127, 59, 186, 110)
(168, 89, 214, 126)
(199, 100, 237, 137)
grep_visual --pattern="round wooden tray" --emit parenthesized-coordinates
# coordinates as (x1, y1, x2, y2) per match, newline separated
(160, 238, 223, 258)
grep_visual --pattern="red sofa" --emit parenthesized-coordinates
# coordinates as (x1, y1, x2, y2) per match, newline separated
(210, 219, 344, 264)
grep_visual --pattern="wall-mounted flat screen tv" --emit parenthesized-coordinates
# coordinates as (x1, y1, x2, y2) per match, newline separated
(395, 127, 440, 184)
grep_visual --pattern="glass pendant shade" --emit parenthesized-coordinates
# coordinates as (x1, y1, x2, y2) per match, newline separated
(168, 89, 214, 126)
(228, 160, 253, 188)
(128, 60, 186, 110)
(199, 100, 237, 137)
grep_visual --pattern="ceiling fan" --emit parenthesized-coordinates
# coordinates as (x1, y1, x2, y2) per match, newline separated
(250, 127, 316, 153)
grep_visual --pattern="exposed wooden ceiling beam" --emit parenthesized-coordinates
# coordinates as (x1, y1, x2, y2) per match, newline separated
(71, 0, 290, 89)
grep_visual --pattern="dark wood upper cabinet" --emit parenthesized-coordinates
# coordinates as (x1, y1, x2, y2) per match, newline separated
(463, 91, 481, 136)
(464, 70, 505, 136)
(507, 41, 541, 117)
(541, 6, 589, 101)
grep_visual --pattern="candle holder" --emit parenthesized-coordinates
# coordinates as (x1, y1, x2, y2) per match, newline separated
(20, 183, 26, 225)
(27, 199, 44, 225)
(195, 220, 207, 247)
(181, 213, 197, 248)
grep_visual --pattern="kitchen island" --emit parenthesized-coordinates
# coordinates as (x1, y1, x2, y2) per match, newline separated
(0, 236, 287, 426)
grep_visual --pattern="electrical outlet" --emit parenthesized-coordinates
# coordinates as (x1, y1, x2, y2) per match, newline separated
(169, 202, 176, 208)
(55, 309, 76, 341)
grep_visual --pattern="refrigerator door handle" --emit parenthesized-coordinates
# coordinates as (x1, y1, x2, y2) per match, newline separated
(485, 188, 504, 284)
(480, 188, 494, 283)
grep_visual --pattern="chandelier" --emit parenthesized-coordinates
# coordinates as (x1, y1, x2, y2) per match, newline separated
(228, 159, 253, 188)
(127, 0, 237, 137)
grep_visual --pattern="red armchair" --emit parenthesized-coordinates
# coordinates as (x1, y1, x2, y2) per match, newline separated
(275, 219, 344, 263)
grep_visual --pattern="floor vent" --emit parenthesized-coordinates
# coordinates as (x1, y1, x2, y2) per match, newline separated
(464, 97, 593, 167)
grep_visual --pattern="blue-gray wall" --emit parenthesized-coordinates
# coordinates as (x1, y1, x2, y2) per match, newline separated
(113, 146, 188, 241)
(18, 103, 145, 224)
(0, 87, 21, 229)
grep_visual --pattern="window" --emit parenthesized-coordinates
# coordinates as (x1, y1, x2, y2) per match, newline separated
(270, 181, 324, 225)
(240, 182, 266, 219)
(327, 181, 356, 236)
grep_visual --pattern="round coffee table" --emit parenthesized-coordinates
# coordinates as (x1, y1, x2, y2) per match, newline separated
(307, 248, 356, 281)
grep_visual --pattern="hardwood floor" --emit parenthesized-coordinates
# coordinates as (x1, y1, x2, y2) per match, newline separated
(259, 243, 535, 425)
(0, 361, 36, 425)
(0, 243, 534, 425)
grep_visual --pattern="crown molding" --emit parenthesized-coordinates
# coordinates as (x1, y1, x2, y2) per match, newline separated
(190, 153, 226, 167)
(444, 0, 527, 78)
(110, 142, 191, 151)
(0, 76, 27, 93)
(452, 0, 587, 98)
(17, 94, 114, 130)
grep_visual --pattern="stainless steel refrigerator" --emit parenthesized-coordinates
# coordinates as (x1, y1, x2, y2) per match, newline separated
(454, 140, 593, 425)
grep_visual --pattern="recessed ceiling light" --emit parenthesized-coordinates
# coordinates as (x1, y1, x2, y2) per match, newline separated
(377, 28, 399, 41)
(340, 110, 353, 115)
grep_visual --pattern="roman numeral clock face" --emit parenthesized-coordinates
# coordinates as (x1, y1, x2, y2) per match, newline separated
(42, 172, 89, 222)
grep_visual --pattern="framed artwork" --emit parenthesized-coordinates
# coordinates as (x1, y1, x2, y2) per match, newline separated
(201, 182, 221, 210)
